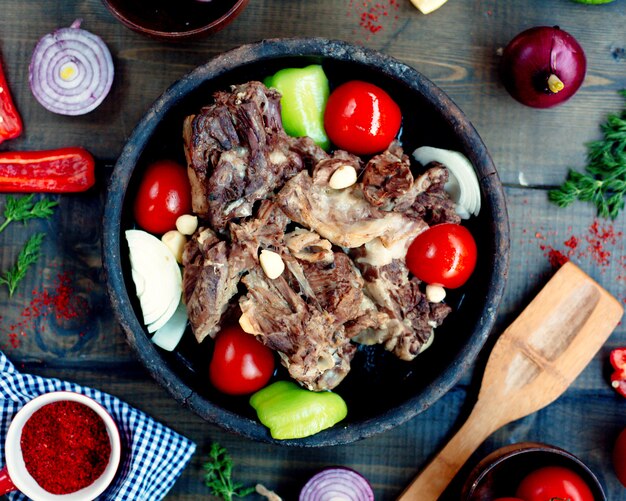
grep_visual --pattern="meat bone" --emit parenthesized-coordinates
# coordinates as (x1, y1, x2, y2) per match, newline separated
(398, 261, 624, 501)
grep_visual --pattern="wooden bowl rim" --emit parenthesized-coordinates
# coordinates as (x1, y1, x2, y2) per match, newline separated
(100, 0, 249, 41)
(462, 441, 607, 500)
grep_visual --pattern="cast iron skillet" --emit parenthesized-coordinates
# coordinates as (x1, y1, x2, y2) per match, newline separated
(103, 38, 510, 447)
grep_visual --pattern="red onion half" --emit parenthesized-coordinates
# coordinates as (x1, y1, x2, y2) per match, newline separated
(29, 19, 114, 116)
(299, 467, 374, 501)
(500, 26, 586, 108)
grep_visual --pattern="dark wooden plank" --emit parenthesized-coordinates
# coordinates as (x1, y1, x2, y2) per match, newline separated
(1, 0, 626, 499)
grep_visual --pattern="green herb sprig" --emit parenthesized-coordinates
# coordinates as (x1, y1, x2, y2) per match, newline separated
(0, 194, 58, 234)
(549, 90, 626, 218)
(203, 443, 255, 501)
(0, 233, 45, 296)
(0, 195, 57, 296)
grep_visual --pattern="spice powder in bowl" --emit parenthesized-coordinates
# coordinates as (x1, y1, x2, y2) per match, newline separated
(2, 391, 121, 501)
(20, 401, 112, 494)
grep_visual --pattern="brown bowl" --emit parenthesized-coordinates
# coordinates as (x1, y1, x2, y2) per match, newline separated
(102, 38, 510, 446)
(101, 0, 249, 41)
(462, 442, 606, 500)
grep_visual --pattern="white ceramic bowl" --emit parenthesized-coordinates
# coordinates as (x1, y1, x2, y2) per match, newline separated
(2, 391, 121, 501)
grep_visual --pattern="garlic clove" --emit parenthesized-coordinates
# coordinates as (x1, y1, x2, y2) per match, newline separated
(259, 249, 285, 279)
(175, 214, 198, 235)
(239, 313, 258, 334)
(425, 284, 446, 303)
(161, 230, 187, 264)
(329, 165, 358, 190)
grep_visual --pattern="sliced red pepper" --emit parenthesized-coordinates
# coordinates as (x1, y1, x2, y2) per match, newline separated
(0, 58, 23, 144)
(610, 348, 626, 398)
(0, 148, 95, 192)
(610, 347, 626, 371)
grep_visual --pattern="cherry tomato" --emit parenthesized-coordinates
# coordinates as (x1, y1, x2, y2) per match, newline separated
(209, 325, 275, 395)
(406, 223, 477, 289)
(613, 427, 626, 487)
(323, 80, 401, 155)
(133, 159, 192, 234)
(515, 466, 594, 501)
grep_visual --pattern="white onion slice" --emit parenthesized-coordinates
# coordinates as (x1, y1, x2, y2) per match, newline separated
(299, 467, 374, 501)
(29, 19, 114, 116)
(126, 230, 182, 333)
(151, 299, 187, 351)
(412, 146, 481, 219)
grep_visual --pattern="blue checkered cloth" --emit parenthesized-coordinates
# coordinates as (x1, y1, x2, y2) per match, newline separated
(0, 351, 197, 500)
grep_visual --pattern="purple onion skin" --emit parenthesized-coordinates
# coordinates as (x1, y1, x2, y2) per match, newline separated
(500, 26, 586, 108)
(299, 467, 374, 501)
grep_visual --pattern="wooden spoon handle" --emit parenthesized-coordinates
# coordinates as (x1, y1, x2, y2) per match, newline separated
(397, 402, 497, 501)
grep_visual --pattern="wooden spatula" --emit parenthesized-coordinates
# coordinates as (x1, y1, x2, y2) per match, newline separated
(398, 261, 624, 501)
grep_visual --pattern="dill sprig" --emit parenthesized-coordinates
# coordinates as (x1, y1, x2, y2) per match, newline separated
(203, 443, 255, 501)
(0, 232, 45, 296)
(0, 194, 58, 234)
(549, 89, 626, 219)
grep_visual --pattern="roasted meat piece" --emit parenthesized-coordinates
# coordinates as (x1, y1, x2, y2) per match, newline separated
(238, 251, 368, 391)
(276, 170, 426, 249)
(410, 161, 461, 225)
(351, 258, 452, 361)
(182, 227, 247, 344)
(240, 267, 357, 392)
(361, 140, 414, 210)
(183, 81, 327, 230)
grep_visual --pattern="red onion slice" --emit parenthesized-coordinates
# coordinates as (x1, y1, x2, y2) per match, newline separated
(29, 19, 114, 116)
(299, 467, 374, 501)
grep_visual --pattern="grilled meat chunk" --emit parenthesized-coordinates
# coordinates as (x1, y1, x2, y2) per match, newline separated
(182, 227, 246, 343)
(277, 170, 426, 249)
(183, 81, 326, 230)
(238, 251, 366, 391)
(410, 161, 461, 225)
(362, 140, 414, 211)
(351, 258, 452, 361)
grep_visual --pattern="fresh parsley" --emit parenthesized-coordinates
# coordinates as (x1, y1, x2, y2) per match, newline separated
(0, 195, 57, 296)
(0, 232, 45, 296)
(0, 194, 58, 234)
(203, 443, 255, 501)
(549, 90, 626, 218)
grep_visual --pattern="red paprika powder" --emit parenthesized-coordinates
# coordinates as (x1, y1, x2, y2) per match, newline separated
(20, 401, 111, 494)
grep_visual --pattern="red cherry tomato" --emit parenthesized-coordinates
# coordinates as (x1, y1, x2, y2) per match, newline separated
(209, 325, 275, 395)
(406, 223, 477, 289)
(613, 427, 626, 487)
(515, 466, 594, 501)
(323, 80, 401, 155)
(133, 159, 192, 234)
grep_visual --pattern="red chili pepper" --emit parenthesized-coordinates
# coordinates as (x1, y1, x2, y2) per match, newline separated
(0, 58, 23, 143)
(610, 347, 626, 398)
(0, 147, 95, 192)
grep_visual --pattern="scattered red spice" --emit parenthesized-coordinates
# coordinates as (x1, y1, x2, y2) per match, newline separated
(347, 0, 400, 40)
(1, 271, 90, 349)
(546, 248, 570, 268)
(532, 219, 626, 304)
(20, 401, 111, 494)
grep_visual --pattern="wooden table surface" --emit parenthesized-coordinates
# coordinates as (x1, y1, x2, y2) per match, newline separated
(1, 0, 625, 499)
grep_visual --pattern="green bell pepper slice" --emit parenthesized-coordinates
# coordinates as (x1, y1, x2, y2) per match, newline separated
(264, 65, 330, 150)
(250, 381, 347, 440)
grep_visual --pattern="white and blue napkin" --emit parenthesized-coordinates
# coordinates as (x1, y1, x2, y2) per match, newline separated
(0, 351, 196, 500)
